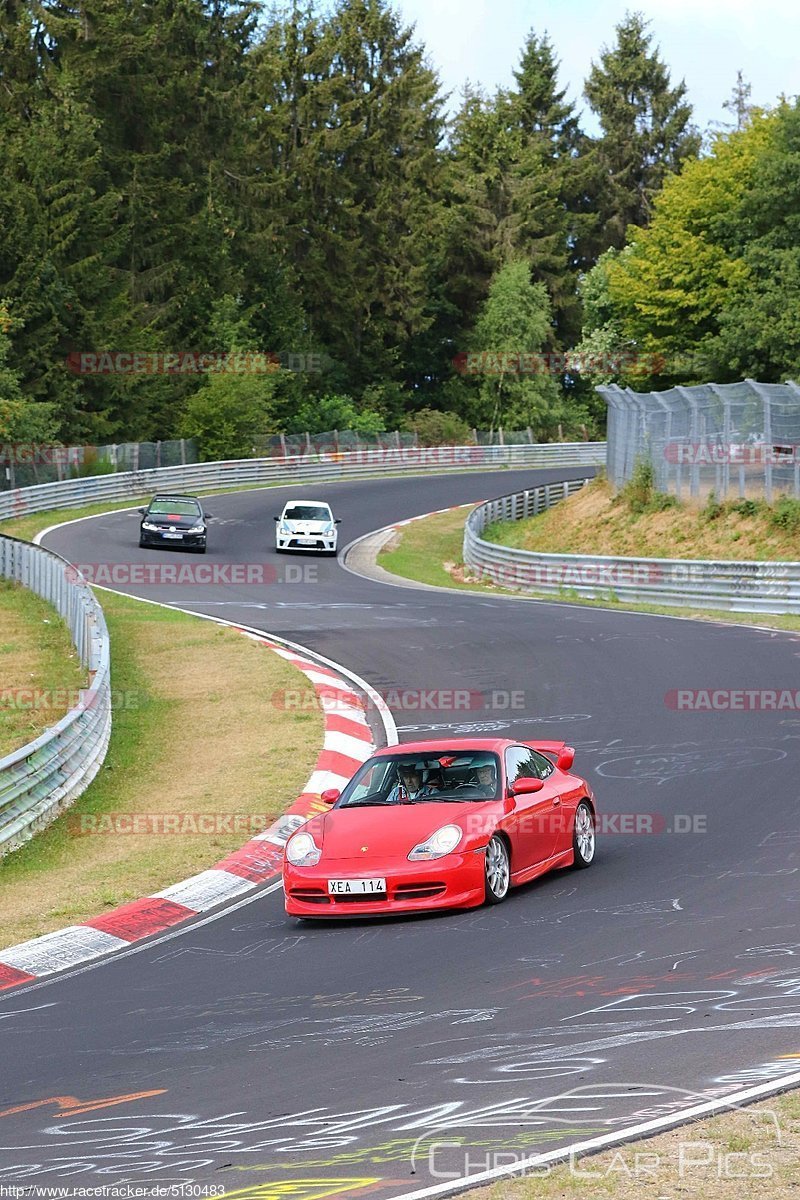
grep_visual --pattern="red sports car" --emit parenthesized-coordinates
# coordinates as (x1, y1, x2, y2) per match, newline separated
(283, 738, 596, 918)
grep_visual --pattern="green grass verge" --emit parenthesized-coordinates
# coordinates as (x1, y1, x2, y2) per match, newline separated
(0, 580, 87, 758)
(378, 507, 800, 634)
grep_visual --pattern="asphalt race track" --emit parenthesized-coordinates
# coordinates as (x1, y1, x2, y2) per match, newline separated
(1, 466, 799, 1198)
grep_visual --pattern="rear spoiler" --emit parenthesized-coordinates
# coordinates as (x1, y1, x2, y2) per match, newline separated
(524, 740, 575, 768)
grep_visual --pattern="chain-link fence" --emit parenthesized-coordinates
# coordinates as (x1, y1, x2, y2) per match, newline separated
(255, 431, 420, 457)
(0, 439, 197, 491)
(256, 428, 588, 457)
(599, 380, 800, 501)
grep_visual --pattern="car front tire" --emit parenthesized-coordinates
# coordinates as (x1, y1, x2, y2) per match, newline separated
(484, 835, 510, 904)
(572, 801, 596, 869)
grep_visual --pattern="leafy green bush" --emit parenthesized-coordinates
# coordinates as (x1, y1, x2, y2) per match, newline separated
(615, 458, 678, 514)
(70, 456, 117, 478)
(403, 408, 473, 447)
(702, 491, 724, 521)
(288, 394, 384, 436)
(179, 372, 279, 461)
(730, 498, 765, 519)
(769, 497, 800, 534)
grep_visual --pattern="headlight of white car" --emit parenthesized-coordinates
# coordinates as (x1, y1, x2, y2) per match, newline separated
(280, 521, 294, 534)
(286, 830, 321, 866)
(323, 522, 335, 534)
(408, 824, 462, 861)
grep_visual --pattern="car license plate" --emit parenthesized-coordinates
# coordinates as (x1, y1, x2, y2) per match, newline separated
(297, 537, 315, 544)
(163, 532, 183, 539)
(328, 878, 386, 895)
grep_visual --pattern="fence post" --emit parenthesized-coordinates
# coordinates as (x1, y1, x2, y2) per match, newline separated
(786, 381, 800, 499)
(709, 385, 732, 501)
(748, 380, 773, 503)
(677, 387, 701, 500)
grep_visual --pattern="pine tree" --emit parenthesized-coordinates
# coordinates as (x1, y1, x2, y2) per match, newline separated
(584, 12, 700, 251)
(251, 0, 448, 389)
(513, 32, 580, 158)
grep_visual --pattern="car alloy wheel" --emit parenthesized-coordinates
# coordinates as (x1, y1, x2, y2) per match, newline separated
(484, 834, 510, 904)
(572, 801, 596, 868)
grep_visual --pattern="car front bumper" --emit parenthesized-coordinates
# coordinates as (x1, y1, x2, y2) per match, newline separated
(140, 529, 206, 549)
(283, 850, 486, 916)
(276, 535, 337, 552)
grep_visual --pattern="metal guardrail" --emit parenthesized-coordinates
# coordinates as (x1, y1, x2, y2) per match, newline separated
(0, 443, 607, 522)
(464, 479, 800, 615)
(0, 538, 111, 854)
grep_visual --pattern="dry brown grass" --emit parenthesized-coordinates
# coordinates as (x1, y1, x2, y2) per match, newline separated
(0, 590, 322, 947)
(468, 1093, 800, 1200)
(488, 479, 800, 561)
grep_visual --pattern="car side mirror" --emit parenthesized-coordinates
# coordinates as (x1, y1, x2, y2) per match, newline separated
(273, 515, 280, 520)
(321, 788, 340, 805)
(203, 512, 213, 520)
(137, 507, 147, 515)
(335, 518, 342, 524)
(556, 747, 575, 772)
(510, 778, 545, 796)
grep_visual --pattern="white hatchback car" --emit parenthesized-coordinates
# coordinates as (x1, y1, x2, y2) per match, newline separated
(274, 499, 340, 554)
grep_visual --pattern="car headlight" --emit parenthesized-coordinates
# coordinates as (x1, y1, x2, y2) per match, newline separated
(142, 521, 160, 531)
(408, 824, 462, 861)
(280, 521, 294, 534)
(187, 524, 205, 534)
(323, 522, 335, 534)
(286, 830, 321, 866)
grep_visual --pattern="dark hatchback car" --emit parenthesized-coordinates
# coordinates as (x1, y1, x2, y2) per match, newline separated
(138, 494, 210, 552)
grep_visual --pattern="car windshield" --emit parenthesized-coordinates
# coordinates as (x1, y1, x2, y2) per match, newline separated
(148, 499, 201, 517)
(284, 505, 330, 522)
(338, 751, 501, 806)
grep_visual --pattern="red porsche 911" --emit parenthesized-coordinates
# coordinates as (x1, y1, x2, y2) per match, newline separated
(283, 738, 596, 918)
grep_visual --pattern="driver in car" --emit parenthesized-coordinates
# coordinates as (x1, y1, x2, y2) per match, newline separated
(387, 763, 436, 804)
(455, 756, 497, 799)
